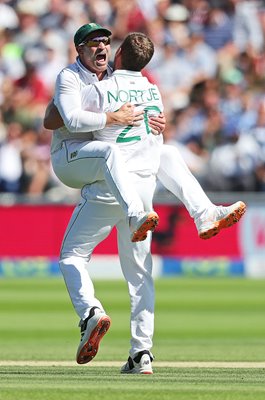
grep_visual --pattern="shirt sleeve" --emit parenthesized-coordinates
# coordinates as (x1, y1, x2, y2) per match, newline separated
(80, 83, 104, 113)
(54, 68, 107, 133)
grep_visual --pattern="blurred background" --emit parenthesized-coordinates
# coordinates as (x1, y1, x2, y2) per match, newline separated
(0, 0, 265, 279)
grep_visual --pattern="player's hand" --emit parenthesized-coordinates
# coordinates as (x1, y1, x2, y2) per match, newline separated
(106, 103, 143, 126)
(148, 112, 166, 135)
(132, 106, 144, 126)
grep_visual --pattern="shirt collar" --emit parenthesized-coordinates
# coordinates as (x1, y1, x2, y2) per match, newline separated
(112, 69, 142, 77)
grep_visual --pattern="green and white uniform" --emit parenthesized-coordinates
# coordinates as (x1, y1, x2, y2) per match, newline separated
(53, 59, 213, 359)
(55, 63, 164, 357)
(82, 70, 163, 175)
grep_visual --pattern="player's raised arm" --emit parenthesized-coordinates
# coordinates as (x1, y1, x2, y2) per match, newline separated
(54, 70, 106, 133)
(44, 95, 143, 132)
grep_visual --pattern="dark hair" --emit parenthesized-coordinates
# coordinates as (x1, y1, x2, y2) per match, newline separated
(120, 32, 154, 71)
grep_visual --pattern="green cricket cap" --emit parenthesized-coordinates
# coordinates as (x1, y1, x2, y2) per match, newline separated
(74, 23, 112, 46)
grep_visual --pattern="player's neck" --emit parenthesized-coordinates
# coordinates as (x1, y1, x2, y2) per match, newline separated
(96, 70, 107, 81)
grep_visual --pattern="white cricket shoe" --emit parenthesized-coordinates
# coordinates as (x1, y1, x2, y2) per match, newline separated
(129, 211, 159, 242)
(120, 350, 154, 374)
(76, 307, 111, 364)
(195, 201, 246, 240)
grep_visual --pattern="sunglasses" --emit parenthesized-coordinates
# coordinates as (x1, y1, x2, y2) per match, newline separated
(81, 36, 111, 47)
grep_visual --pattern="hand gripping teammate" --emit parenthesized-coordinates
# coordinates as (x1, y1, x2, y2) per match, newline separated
(45, 24, 246, 242)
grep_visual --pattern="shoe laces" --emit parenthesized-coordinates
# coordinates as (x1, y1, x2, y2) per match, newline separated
(214, 205, 231, 219)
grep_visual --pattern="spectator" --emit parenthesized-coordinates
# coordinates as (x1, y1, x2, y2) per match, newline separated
(0, 29, 25, 81)
(203, 1, 234, 51)
(0, 0, 19, 31)
(11, 56, 50, 122)
(14, 1, 44, 50)
(206, 131, 263, 191)
(232, 0, 264, 56)
(20, 125, 53, 194)
(0, 122, 23, 193)
(245, 97, 265, 190)
(185, 23, 218, 85)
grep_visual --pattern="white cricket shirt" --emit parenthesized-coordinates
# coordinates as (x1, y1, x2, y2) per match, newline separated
(80, 70, 164, 175)
(51, 58, 111, 153)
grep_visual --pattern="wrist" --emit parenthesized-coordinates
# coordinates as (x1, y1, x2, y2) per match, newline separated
(106, 112, 117, 126)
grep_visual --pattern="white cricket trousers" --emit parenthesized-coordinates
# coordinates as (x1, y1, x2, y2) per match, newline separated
(51, 139, 144, 217)
(59, 174, 157, 358)
(158, 144, 213, 219)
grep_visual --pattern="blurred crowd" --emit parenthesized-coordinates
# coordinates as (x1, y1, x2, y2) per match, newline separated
(1, 0, 265, 199)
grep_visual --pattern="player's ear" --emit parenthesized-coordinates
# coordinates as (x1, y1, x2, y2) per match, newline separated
(76, 44, 84, 56)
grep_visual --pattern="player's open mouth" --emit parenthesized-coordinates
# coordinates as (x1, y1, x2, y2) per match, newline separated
(96, 53, 107, 65)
